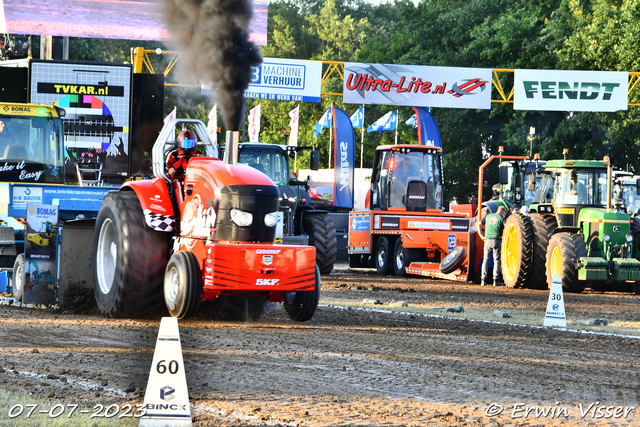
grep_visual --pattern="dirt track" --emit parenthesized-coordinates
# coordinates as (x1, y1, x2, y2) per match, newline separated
(0, 266, 639, 426)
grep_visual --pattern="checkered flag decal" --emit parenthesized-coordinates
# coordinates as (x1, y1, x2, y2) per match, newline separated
(144, 209, 175, 232)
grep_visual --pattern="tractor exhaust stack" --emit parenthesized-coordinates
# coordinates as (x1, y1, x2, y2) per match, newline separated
(225, 130, 240, 165)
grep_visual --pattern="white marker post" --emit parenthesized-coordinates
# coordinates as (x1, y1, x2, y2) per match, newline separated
(139, 317, 192, 427)
(544, 275, 567, 328)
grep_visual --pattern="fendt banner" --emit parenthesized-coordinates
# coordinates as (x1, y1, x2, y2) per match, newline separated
(343, 63, 493, 109)
(245, 58, 323, 103)
(514, 69, 629, 112)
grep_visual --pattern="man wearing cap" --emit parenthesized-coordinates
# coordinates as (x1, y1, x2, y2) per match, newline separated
(476, 206, 507, 287)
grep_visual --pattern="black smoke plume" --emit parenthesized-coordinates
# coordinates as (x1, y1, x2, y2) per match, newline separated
(163, 0, 262, 131)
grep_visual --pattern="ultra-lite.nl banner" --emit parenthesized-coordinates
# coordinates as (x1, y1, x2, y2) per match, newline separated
(514, 69, 628, 112)
(343, 62, 493, 109)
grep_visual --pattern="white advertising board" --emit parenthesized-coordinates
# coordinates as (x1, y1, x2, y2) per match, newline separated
(514, 69, 628, 112)
(343, 62, 493, 109)
(245, 58, 323, 103)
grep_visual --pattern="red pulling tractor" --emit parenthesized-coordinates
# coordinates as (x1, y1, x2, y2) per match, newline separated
(92, 119, 320, 321)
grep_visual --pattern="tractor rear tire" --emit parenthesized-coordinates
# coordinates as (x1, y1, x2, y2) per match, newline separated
(306, 214, 337, 275)
(439, 246, 467, 274)
(284, 266, 320, 322)
(375, 236, 394, 275)
(12, 253, 24, 303)
(529, 214, 558, 290)
(501, 213, 534, 288)
(93, 191, 170, 318)
(546, 233, 587, 293)
(164, 251, 201, 319)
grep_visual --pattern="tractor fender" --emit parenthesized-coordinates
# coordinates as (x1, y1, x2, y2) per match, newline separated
(120, 178, 177, 232)
(550, 226, 580, 236)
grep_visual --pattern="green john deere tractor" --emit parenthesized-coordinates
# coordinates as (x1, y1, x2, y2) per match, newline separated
(501, 156, 640, 293)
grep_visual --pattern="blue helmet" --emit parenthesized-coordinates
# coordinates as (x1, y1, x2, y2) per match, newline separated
(178, 130, 197, 152)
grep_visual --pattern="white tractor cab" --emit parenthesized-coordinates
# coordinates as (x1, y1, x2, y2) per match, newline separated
(612, 171, 640, 217)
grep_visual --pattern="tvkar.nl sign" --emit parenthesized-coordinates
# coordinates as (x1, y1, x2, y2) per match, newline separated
(343, 62, 493, 109)
(514, 69, 628, 112)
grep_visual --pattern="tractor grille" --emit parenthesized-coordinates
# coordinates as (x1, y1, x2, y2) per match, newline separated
(216, 184, 280, 242)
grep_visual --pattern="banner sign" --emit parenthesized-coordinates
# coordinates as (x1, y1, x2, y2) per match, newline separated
(415, 107, 442, 147)
(245, 58, 322, 103)
(332, 106, 355, 209)
(24, 203, 59, 305)
(343, 62, 492, 109)
(514, 69, 628, 112)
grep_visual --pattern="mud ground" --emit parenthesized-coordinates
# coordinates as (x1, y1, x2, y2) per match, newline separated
(0, 264, 639, 426)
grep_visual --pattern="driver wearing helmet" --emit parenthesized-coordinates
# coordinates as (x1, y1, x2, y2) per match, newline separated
(167, 129, 198, 180)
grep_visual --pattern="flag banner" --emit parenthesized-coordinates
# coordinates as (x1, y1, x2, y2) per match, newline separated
(248, 104, 261, 142)
(245, 57, 322, 102)
(313, 107, 332, 137)
(344, 62, 492, 109)
(405, 114, 417, 129)
(164, 106, 176, 124)
(514, 69, 628, 112)
(367, 111, 397, 133)
(207, 104, 218, 143)
(288, 105, 300, 146)
(332, 106, 355, 209)
(350, 106, 364, 128)
(415, 107, 442, 147)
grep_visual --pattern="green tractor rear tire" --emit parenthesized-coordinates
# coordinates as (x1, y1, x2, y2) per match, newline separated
(546, 233, 587, 293)
(305, 214, 337, 275)
(529, 213, 558, 290)
(501, 213, 534, 288)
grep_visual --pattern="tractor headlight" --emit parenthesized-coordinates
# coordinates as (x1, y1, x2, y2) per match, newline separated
(264, 211, 278, 227)
(627, 234, 634, 243)
(230, 209, 253, 227)
(603, 234, 611, 242)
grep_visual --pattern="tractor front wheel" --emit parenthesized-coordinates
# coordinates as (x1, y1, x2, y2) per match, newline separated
(93, 191, 170, 318)
(12, 253, 24, 302)
(284, 266, 320, 322)
(376, 237, 394, 275)
(164, 251, 202, 319)
(546, 233, 587, 293)
(501, 213, 534, 288)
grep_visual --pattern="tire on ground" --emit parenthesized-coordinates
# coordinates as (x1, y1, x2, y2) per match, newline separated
(529, 214, 558, 290)
(393, 239, 424, 277)
(93, 191, 170, 318)
(12, 253, 24, 302)
(546, 233, 587, 293)
(284, 266, 320, 322)
(164, 251, 202, 319)
(439, 246, 467, 275)
(305, 214, 337, 274)
(500, 213, 534, 288)
(375, 236, 394, 275)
